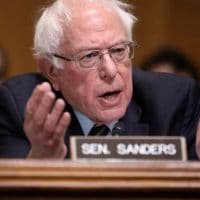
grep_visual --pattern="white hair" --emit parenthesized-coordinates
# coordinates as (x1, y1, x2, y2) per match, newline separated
(34, 0, 137, 68)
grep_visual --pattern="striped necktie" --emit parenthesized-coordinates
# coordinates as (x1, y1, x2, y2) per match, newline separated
(88, 125, 109, 136)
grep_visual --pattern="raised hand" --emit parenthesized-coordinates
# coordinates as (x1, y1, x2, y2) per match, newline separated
(24, 82, 71, 159)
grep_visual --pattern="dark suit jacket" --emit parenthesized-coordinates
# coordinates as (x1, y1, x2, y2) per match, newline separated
(0, 68, 199, 159)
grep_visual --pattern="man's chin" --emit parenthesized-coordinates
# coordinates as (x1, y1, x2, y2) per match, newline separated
(93, 109, 126, 124)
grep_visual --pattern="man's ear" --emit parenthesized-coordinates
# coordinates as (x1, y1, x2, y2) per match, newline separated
(36, 58, 60, 91)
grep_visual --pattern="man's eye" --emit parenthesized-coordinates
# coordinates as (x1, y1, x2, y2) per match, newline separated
(81, 51, 99, 61)
(111, 47, 125, 54)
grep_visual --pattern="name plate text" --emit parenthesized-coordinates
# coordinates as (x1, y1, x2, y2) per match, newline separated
(70, 136, 187, 161)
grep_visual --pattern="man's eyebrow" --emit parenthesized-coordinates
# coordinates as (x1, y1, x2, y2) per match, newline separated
(76, 40, 128, 53)
(76, 46, 101, 53)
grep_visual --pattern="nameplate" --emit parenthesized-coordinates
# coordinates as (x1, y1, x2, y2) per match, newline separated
(70, 136, 187, 161)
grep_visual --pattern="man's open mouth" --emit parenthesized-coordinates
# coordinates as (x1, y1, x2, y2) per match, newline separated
(100, 90, 121, 100)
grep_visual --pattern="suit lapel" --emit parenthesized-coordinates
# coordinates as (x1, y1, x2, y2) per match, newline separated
(65, 104, 84, 137)
(120, 99, 149, 136)
(63, 103, 84, 159)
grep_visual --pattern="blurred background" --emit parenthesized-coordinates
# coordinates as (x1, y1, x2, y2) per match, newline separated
(0, 0, 199, 81)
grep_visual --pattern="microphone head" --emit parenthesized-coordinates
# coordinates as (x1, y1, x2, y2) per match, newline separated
(112, 121, 125, 136)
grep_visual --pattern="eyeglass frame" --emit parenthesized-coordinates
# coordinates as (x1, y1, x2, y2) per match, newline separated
(49, 41, 138, 69)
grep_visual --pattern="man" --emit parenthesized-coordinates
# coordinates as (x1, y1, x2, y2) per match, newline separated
(0, 0, 199, 159)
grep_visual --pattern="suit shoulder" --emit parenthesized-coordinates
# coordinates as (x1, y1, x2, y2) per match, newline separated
(2, 72, 46, 89)
(133, 68, 198, 94)
(0, 73, 48, 114)
(1, 72, 47, 95)
(133, 68, 199, 108)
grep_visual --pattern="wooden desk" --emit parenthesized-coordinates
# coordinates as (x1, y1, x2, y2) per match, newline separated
(0, 160, 199, 199)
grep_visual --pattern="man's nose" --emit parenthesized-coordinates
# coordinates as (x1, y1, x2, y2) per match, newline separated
(99, 53, 117, 81)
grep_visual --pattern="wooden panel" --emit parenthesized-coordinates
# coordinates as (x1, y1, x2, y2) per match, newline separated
(133, 0, 171, 64)
(131, 0, 200, 75)
(169, 0, 200, 71)
(0, 0, 199, 77)
(0, 0, 47, 76)
(0, 160, 199, 199)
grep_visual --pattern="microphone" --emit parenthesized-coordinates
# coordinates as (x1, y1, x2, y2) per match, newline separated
(112, 122, 125, 136)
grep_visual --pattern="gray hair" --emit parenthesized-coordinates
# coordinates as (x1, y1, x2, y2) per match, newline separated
(34, 0, 137, 68)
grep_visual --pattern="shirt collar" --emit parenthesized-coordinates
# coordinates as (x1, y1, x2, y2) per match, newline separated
(74, 109, 117, 136)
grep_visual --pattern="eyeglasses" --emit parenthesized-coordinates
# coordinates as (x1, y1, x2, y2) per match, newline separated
(50, 42, 137, 69)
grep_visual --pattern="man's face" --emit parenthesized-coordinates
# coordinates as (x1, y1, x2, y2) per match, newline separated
(51, 6, 133, 124)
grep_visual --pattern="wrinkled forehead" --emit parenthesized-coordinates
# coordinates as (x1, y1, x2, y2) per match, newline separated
(66, 3, 126, 38)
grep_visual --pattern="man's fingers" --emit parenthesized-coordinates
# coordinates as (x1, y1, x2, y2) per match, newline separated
(45, 112, 70, 154)
(51, 112, 71, 143)
(33, 91, 55, 126)
(24, 82, 55, 138)
(43, 99, 66, 138)
(25, 82, 52, 119)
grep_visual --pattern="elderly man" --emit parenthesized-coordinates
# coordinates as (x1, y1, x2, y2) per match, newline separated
(0, 0, 199, 159)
